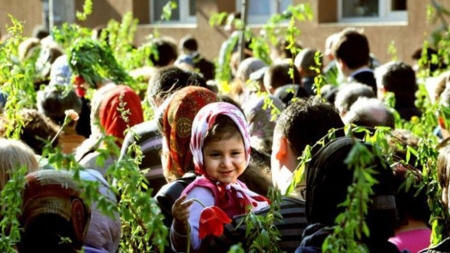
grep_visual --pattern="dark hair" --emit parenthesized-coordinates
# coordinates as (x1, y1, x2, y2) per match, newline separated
(306, 137, 397, 242)
(274, 97, 344, 157)
(147, 66, 207, 106)
(238, 147, 272, 196)
(32, 26, 49, 40)
(13, 109, 59, 155)
(180, 35, 198, 52)
(438, 145, 450, 198)
(412, 46, 447, 73)
(388, 129, 430, 227)
(375, 61, 417, 106)
(204, 115, 241, 144)
(36, 87, 82, 126)
(264, 61, 301, 90)
(273, 38, 302, 60)
(333, 29, 370, 69)
(148, 38, 178, 67)
(18, 214, 81, 253)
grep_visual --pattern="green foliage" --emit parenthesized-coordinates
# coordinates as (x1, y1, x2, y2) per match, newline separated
(161, 0, 178, 21)
(76, 0, 93, 21)
(242, 188, 283, 253)
(0, 166, 27, 252)
(388, 41, 398, 62)
(68, 37, 134, 88)
(0, 16, 35, 139)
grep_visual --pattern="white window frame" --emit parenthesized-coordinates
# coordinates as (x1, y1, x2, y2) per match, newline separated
(236, 0, 292, 24)
(338, 0, 407, 23)
(150, 0, 196, 24)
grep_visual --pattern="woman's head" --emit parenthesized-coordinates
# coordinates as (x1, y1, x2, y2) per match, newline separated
(0, 138, 39, 189)
(190, 102, 251, 183)
(438, 145, 450, 209)
(36, 85, 82, 126)
(159, 86, 219, 181)
(18, 170, 90, 253)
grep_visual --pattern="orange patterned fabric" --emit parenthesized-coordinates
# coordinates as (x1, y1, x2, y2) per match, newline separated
(162, 86, 219, 178)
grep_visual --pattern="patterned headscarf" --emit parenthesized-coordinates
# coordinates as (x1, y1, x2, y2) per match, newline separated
(20, 170, 91, 244)
(190, 102, 251, 175)
(163, 86, 219, 178)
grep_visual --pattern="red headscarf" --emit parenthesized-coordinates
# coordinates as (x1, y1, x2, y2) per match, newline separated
(162, 86, 219, 178)
(98, 85, 144, 146)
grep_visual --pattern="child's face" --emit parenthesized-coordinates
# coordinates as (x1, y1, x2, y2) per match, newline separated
(202, 133, 246, 184)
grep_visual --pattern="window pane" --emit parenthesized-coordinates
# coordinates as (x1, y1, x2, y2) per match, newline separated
(280, 0, 292, 13)
(248, 0, 270, 15)
(189, 0, 196, 16)
(391, 0, 406, 11)
(342, 0, 379, 18)
(153, 0, 180, 21)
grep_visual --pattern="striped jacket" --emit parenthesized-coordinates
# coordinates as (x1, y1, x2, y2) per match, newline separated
(206, 196, 307, 253)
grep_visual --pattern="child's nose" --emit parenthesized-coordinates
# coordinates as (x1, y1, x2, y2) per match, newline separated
(221, 156, 232, 167)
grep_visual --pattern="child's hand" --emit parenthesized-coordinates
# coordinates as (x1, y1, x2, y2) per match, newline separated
(172, 195, 193, 235)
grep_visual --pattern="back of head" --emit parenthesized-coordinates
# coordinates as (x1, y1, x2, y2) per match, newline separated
(271, 38, 301, 61)
(332, 28, 370, 69)
(179, 35, 198, 53)
(236, 57, 267, 83)
(325, 32, 340, 58)
(375, 61, 417, 104)
(49, 55, 72, 86)
(160, 86, 220, 181)
(37, 86, 82, 126)
(334, 82, 375, 115)
(18, 170, 90, 253)
(274, 97, 344, 157)
(264, 61, 301, 91)
(412, 46, 447, 73)
(244, 95, 285, 154)
(344, 97, 395, 129)
(148, 37, 178, 67)
(18, 38, 41, 62)
(306, 137, 396, 240)
(0, 138, 38, 189)
(294, 48, 322, 77)
(17, 109, 59, 154)
(147, 66, 207, 108)
(388, 130, 430, 228)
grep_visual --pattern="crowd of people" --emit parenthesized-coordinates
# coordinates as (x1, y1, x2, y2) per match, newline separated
(1, 12, 450, 253)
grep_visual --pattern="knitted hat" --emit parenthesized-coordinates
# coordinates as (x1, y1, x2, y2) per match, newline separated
(20, 170, 91, 244)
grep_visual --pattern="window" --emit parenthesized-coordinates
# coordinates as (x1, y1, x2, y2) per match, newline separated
(150, 0, 196, 24)
(236, 0, 292, 24)
(338, 0, 407, 22)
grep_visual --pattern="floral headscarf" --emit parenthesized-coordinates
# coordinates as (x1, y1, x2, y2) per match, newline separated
(190, 102, 251, 175)
(162, 87, 219, 178)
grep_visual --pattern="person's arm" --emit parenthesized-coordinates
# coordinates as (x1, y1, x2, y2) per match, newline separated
(170, 187, 214, 252)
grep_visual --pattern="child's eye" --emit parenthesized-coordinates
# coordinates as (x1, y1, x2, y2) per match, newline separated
(231, 151, 242, 156)
(209, 153, 220, 158)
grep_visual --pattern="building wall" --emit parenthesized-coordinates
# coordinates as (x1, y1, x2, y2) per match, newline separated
(0, 0, 43, 38)
(1, 0, 449, 66)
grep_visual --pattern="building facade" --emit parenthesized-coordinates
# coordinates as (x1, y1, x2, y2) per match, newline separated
(1, 0, 448, 65)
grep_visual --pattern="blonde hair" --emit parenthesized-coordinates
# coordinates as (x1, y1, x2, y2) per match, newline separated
(0, 138, 39, 189)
